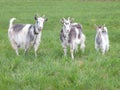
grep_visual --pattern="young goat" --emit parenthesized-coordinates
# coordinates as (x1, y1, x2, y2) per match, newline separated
(8, 14, 47, 57)
(60, 17, 86, 59)
(95, 24, 109, 54)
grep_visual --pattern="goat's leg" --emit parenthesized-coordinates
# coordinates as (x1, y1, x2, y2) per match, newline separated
(62, 43, 67, 56)
(80, 35, 86, 53)
(15, 49, 19, 56)
(34, 39, 41, 57)
(33, 35, 41, 57)
(95, 43, 99, 52)
(63, 47, 67, 56)
(70, 43, 75, 59)
(70, 49, 74, 59)
(11, 41, 19, 56)
(34, 47, 38, 57)
(34, 43, 39, 57)
(24, 49, 28, 55)
(75, 44, 78, 53)
(101, 46, 106, 55)
(24, 44, 30, 55)
(106, 44, 109, 52)
(80, 43, 85, 53)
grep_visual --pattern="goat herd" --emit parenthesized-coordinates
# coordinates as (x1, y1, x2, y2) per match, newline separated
(8, 14, 109, 59)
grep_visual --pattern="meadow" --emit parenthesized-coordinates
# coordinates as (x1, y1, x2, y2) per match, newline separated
(0, 0, 120, 90)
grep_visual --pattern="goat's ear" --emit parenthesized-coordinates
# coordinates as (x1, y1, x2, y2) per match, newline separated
(70, 18, 74, 23)
(101, 24, 105, 30)
(103, 24, 105, 27)
(34, 14, 38, 20)
(68, 17, 74, 23)
(68, 17, 70, 20)
(42, 15, 48, 22)
(44, 18, 48, 22)
(42, 15, 45, 18)
(60, 18, 64, 24)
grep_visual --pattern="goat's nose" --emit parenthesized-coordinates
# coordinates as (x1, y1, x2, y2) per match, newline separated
(39, 27, 43, 30)
(67, 30, 69, 33)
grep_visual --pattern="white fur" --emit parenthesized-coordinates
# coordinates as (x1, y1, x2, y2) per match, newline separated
(95, 26, 109, 54)
(70, 27, 86, 59)
(60, 18, 85, 59)
(9, 24, 31, 48)
(8, 16, 47, 56)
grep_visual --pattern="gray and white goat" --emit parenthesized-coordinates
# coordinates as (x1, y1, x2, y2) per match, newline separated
(95, 24, 109, 54)
(60, 17, 86, 59)
(8, 15, 47, 56)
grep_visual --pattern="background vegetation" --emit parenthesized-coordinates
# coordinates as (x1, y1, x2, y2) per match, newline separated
(0, 0, 120, 90)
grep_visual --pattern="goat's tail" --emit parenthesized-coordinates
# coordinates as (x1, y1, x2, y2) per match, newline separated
(9, 18, 16, 29)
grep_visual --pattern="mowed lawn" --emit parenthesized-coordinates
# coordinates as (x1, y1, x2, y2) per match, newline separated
(0, 0, 120, 90)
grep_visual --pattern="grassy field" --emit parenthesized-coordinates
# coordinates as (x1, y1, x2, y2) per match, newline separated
(0, 0, 120, 90)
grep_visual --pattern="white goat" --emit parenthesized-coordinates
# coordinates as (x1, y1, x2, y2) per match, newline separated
(60, 17, 86, 59)
(8, 14, 47, 57)
(95, 24, 109, 54)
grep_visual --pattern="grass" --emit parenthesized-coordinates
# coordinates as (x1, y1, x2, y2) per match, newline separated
(0, 0, 120, 90)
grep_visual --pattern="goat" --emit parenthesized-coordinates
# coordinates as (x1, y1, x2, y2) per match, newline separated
(95, 24, 109, 54)
(8, 14, 47, 57)
(60, 17, 86, 59)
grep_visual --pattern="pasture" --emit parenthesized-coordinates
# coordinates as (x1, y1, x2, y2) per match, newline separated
(0, 0, 120, 90)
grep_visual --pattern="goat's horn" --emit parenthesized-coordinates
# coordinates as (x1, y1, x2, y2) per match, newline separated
(35, 14, 39, 18)
(42, 15, 45, 18)
(37, 13, 39, 16)
(68, 17, 70, 20)
(62, 17, 65, 21)
(94, 24, 98, 29)
(94, 24, 97, 27)
(103, 24, 105, 27)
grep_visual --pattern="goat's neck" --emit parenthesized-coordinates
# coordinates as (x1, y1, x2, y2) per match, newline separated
(34, 23, 41, 34)
(63, 27, 69, 40)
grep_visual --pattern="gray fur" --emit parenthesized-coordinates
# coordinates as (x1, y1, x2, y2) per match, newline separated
(71, 24, 82, 39)
(96, 32, 102, 45)
(68, 27, 76, 43)
(95, 25, 109, 54)
(13, 24, 25, 33)
(27, 25, 35, 42)
(60, 29, 64, 42)
(71, 24, 82, 29)
(60, 18, 86, 59)
(8, 15, 47, 57)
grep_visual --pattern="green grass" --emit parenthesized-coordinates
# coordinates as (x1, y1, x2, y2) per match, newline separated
(0, 0, 120, 90)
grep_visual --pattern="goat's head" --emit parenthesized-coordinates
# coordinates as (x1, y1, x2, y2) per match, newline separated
(95, 24, 107, 34)
(34, 14, 48, 30)
(60, 17, 74, 33)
